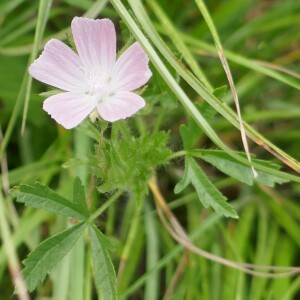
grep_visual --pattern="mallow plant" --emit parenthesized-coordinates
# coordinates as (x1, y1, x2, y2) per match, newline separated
(9, 9, 300, 299)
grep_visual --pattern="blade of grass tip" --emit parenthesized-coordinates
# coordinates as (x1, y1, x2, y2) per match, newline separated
(148, 0, 213, 91)
(122, 0, 300, 173)
(21, 0, 52, 135)
(111, 0, 300, 182)
(0, 192, 30, 300)
(194, 0, 257, 178)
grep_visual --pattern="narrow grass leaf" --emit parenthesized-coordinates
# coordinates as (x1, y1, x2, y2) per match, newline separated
(259, 188, 300, 247)
(175, 156, 238, 218)
(21, 0, 53, 133)
(89, 225, 117, 300)
(148, 0, 212, 90)
(144, 202, 159, 300)
(14, 182, 89, 220)
(195, 0, 257, 177)
(271, 237, 294, 299)
(22, 222, 86, 292)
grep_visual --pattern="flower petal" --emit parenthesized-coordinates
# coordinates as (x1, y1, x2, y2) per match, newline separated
(112, 42, 152, 92)
(97, 91, 145, 122)
(71, 17, 116, 74)
(29, 39, 86, 93)
(43, 92, 97, 129)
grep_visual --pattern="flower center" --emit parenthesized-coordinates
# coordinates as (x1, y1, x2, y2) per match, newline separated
(83, 69, 115, 103)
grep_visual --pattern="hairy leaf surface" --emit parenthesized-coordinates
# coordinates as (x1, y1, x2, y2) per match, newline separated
(89, 225, 117, 300)
(23, 222, 86, 291)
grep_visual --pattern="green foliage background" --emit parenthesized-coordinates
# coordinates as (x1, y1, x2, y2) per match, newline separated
(0, 0, 299, 299)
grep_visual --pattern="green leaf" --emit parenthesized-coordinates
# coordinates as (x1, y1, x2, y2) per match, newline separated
(192, 149, 289, 187)
(120, 20, 132, 42)
(199, 85, 227, 120)
(89, 225, 117, 300)
(93, 131, 171, 195)
(23, 222, 86, 292)
(77, 120, 104, 142)
(175, 156, 238, 218)
(72, 177, 90, 218)
(179, 122, 202, 150)
(143, 65, 178, 111)
(212, 85, 228, 100)
(179, 99, 219, 150)
(15, 182, 89, 220)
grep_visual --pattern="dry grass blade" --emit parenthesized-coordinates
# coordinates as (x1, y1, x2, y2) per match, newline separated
(148, 177, 300, 278)
(0, 193, 30, 300)
(195, 0, 257, 178)
(0, 126, 19, 228)
(254, 60, 300, 80)
(163, 250, 189, 300)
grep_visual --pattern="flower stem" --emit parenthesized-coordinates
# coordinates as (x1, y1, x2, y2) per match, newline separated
(89, 190, 123, 222)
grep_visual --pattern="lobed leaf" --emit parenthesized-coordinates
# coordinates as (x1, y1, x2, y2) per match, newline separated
(192, 149, 290, 187)
(15, 181, 89, 220)
(179, 121, 203, 151)
(175, 156, 238, 218)
(93, 131, 171, 196)
(89, 225, 117, 300)
(23, 222, 86, 292)
(72, 177, 90, 218)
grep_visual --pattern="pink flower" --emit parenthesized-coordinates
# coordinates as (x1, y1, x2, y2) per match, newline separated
(29, 17, 152, 129)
